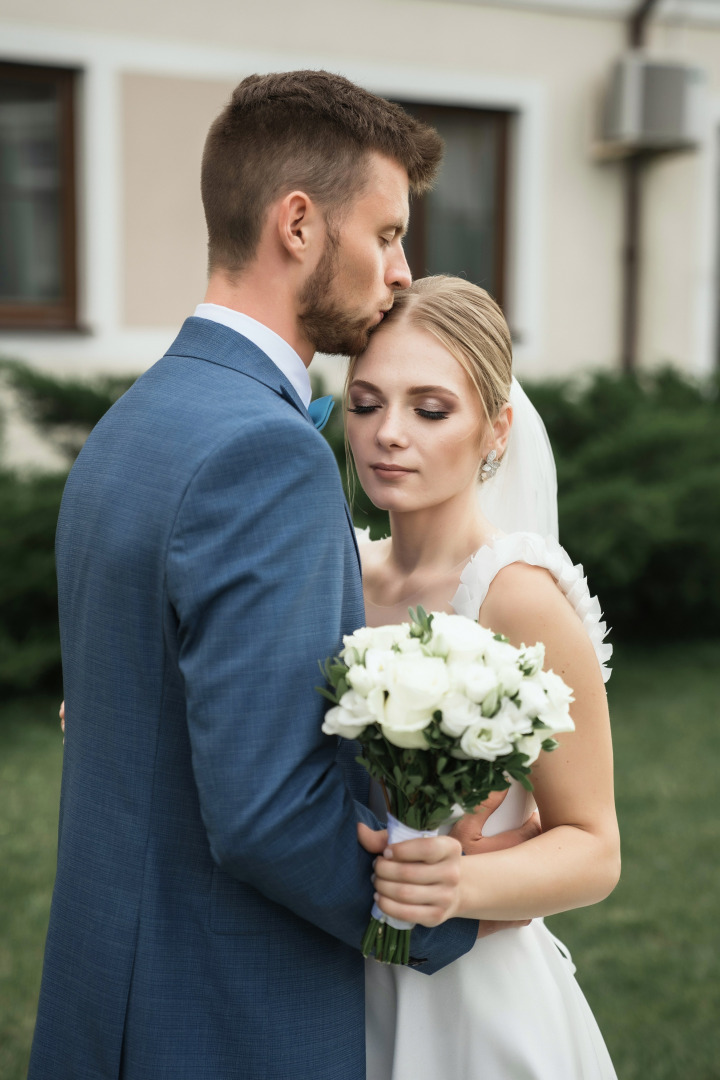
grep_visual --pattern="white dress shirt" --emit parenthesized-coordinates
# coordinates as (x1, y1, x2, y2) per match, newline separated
(193, 303, 312, 409)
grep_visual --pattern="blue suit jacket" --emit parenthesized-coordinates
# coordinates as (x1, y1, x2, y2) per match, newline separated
(29, 318, 477, 1080)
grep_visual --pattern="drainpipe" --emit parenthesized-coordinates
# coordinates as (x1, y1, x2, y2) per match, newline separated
(621, 0, 661, 372)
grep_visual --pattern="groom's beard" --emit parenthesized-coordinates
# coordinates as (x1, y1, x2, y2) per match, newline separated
(298, 232, 377, 357)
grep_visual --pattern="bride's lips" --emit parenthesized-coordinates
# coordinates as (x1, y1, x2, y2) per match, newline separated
(371, 463, 415, 477)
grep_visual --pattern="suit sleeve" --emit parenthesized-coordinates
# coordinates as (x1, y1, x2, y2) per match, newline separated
(167, 413, 477, 966)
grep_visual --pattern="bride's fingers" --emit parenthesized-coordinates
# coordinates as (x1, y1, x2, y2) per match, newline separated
(382, 835, 462, 865)
(372, 890, 454, 928)
(357, 822, 388, 854)
(374, 856, 458, 888)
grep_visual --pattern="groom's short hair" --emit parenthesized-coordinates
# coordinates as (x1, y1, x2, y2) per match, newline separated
(201, 70, 443, 275)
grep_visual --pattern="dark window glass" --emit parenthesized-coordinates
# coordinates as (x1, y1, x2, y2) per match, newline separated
(0, 63, 77, 329)
(395, 103, 509, 307)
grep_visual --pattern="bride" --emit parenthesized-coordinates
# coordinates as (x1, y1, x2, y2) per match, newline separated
(346, 275, 620, 1079)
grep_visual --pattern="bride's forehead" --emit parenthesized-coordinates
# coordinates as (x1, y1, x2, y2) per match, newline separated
(357, 324, 466, 385)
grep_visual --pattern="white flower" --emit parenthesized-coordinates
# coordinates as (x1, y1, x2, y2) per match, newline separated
(381, 655, 450, 749)
(341, 623, 406, 665)
(394, 634, 423, 655)
(346, 663, 376, 698)
(515, 730, 546, 766)
(428, 612, 493, 663)
(514, 679, 550, 724)
(496, 662, 524, 697)
(536, 669, 575, 734)
(364, 647, 403, 688)
(458, 716, 516, 761)
(438, 692, 482, 737)
(493, 698, 535, 737)
(462, 664, 500, 708)
(518, 642, 545, 677)
(322, 690, 376, 740)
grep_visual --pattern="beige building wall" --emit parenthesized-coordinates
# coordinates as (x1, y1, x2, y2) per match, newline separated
(121, 74, 233, 328)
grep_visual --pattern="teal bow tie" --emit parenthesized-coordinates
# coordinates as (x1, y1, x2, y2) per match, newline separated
(308, 395, 335, 432)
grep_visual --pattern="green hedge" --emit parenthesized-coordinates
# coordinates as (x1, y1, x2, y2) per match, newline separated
(525, 369, 720, 638)
(0, 361, 717, 697)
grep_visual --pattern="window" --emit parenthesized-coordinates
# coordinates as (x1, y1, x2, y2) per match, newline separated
(396, 103, 509, 308)
(0, 62, 78, 330)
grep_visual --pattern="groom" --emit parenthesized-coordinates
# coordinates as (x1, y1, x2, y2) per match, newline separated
(28, 71, 480, 1080)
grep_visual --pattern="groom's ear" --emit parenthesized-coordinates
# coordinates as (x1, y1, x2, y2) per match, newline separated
(276, 190, 322, 264)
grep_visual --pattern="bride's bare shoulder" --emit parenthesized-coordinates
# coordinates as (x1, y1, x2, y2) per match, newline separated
(479, 561, 580, 647)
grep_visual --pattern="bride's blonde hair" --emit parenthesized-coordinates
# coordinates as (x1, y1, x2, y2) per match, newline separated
(343, 275, 513, 500)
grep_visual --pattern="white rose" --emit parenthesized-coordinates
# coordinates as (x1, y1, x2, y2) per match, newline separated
(462, 664, 500, 707)
(536, 669, 575, 734)
(458, 716, 515, 761)
(495, 662, 524, 697)
(341, 623, 407, 665)
(438, 691, 482, 737)
(340, 626, 375, 665)
(515, 730, 546, 766)
(493, 698, 534, 737)
(381, 655, 450, 749)
(322, 689, 377, 740)
(428, 612, 493, 663)
(514, 679, 550, 724)
(395, 634, 423, 655)
(518, 642, 545, 677)
(346, 663, 377, 698)
(364, 647, 403, 688)
(483, 636, 520, 667)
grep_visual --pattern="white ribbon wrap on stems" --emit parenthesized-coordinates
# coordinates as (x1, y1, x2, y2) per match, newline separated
(370, 813, 440, 931)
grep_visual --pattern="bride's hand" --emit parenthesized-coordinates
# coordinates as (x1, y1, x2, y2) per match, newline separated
(450, 790, 542, 855)
(59, 700, 65, 733)
(370, 834, 465, 928)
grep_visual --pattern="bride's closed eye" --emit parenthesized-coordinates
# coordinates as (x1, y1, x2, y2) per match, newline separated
(416, 408, 449, 421)
(348, 403, 380, 414)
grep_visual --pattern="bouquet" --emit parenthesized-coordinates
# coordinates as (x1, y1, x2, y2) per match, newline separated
(319, 607, 575, 965)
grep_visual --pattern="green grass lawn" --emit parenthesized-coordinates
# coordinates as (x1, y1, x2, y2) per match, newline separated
(0, 698, 63, 1080)
(546, 639, 720, 1079)
(2, 643, 719, 1078)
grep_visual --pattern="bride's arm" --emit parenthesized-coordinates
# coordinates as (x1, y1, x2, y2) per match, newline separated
(371, 562, 620, 926)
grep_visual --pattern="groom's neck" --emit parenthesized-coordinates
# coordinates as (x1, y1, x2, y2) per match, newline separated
(204, 267, 313, 367)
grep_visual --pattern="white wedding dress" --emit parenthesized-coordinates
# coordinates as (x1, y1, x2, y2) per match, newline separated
(364, 532, 617, 1080)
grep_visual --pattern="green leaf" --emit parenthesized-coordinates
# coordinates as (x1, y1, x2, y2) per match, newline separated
(315, 686, 338, 704)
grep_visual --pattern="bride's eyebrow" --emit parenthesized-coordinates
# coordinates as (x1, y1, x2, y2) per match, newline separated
(409, 385, 460, 400)
(349, 379, 381, 392)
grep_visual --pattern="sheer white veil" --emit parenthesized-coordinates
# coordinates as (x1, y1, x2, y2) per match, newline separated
(478, 377, 559, 540)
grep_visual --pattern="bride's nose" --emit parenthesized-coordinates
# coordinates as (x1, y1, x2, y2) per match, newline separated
(375, 405, 410, 448)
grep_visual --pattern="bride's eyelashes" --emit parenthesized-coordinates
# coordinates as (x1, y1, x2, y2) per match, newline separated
(348, 403, 450, 420)
(416, 408, 449, 421)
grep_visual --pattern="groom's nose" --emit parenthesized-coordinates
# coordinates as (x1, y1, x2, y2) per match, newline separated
(387, 245, 411, 291)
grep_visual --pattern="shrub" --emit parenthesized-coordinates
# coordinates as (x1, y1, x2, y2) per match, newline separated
(523, 368, 720, 639)
(0, 470, 67, 695)
(0, 362, 136, 698)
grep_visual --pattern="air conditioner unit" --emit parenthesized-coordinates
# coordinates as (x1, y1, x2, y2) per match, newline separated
(602, 53, 705, 153)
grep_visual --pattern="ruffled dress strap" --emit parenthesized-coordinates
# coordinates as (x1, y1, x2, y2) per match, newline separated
(451, 532, 612, 683)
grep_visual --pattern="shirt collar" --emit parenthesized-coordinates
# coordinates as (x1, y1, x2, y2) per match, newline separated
(193, 303, 312, 409)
